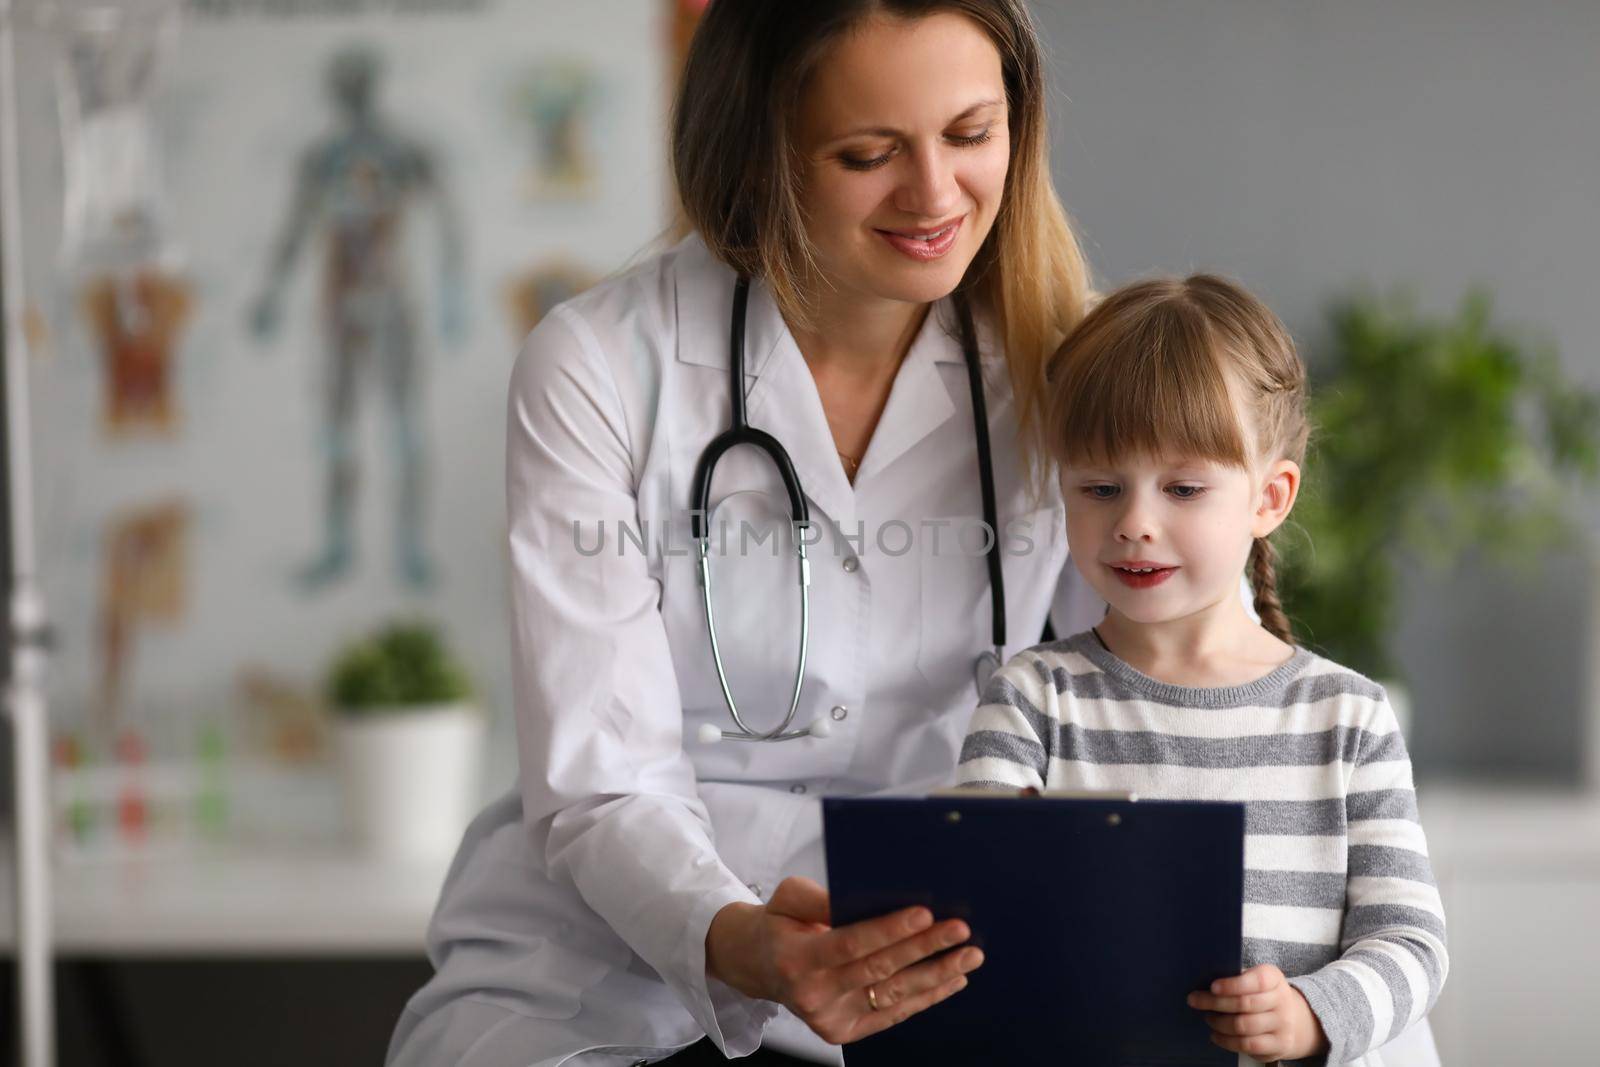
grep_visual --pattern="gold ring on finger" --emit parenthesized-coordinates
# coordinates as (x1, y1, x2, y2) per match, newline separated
(866, 984, 881, 1012)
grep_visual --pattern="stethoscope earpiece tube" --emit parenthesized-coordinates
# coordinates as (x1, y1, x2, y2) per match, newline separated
(956, 295, 1006, 659)
(691, 278, 810, 538)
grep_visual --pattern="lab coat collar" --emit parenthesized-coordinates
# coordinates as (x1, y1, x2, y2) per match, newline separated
(848, 302, 962, 483)
(738, 301, 972, 525)
(672, 237, 785, 376)
(674, 239, 855, 525)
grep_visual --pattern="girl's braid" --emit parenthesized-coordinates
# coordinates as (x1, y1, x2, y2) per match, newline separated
(1249, 536, 1293, 644)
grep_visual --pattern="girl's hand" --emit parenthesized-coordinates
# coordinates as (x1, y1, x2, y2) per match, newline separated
(1186, 963, 1328, 1062)
(706, 876, 983, 1044)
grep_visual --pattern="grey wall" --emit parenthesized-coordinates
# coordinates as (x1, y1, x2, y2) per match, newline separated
(1034, 0, 1600, 784)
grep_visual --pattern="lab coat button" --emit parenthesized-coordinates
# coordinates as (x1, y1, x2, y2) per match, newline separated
(790, 783, 807, 794)
(749, 882, 764, 897)
(842, 556, 859, 573)
(830, 705, 848, 721)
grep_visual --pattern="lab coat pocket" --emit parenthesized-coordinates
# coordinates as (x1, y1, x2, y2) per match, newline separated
(915, 505, 1062, 697)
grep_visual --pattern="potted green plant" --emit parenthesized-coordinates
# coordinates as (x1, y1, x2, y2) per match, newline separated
(1281, 288, 1600, 727)
(326, 619, 484, 861)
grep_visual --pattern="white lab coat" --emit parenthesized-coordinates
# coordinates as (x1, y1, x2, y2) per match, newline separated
(386, 234, 1095, 1066)
(385, 234, 1439, 1067)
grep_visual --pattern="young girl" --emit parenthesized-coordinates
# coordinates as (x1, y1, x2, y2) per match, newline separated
(956, 275, 1447, 1066)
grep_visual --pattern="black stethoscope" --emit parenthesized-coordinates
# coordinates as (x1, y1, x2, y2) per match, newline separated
(691, 277, 1005, 744)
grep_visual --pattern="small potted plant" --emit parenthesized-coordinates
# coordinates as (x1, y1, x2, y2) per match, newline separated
(326, 619, 484, 861)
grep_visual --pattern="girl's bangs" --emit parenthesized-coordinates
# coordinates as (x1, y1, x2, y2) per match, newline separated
(1053, 311, 1251, 470)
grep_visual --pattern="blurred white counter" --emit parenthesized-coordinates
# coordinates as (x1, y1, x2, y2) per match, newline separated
(3, 760, 467, 957)
(1420, 781, 1600, 872)
(0, 839, 450, 957)
(1417, 783, 1600, 1067)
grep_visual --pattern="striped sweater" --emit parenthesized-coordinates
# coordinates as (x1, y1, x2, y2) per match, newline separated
(955, 631, 1448, 1067)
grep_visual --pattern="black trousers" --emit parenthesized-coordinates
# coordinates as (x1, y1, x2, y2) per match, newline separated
(656, 1038, 821, 1065)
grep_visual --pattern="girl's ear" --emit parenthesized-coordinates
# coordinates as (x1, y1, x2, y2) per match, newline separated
(1251, 459, 1300, 539)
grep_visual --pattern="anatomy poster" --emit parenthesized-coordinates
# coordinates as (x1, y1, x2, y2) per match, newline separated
(512, 61, 603, 201)
(503, 259, 597, 341)
(13, 0, 671, 779)
(246, 43, 466, 592)
(96, 499, 191, 736)
(80, 268, 195, 436)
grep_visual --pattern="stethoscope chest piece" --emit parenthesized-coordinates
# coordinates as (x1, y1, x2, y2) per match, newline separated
(973, 647, 1002, 699)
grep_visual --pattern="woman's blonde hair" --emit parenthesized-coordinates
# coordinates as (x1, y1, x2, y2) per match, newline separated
(671, 0, 1091, 484)
(1045, 275, 1310, 643)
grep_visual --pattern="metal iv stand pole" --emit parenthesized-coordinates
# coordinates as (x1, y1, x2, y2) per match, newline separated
(1, 0, 58, 1062)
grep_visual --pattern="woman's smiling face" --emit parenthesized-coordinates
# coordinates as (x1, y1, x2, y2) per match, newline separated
(794, 12, 1011, 308)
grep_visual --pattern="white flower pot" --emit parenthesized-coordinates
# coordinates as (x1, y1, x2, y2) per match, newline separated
(333, 702, 485, 862)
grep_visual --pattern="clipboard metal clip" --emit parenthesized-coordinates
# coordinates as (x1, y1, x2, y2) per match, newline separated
(931, 786, 1141, 802)
(930, 786, 1140, 827)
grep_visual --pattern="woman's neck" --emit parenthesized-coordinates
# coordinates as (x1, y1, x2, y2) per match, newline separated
(1094, 594, 1293, 688)
(784, 285, 935, 483)
(788, 286, 932, 374)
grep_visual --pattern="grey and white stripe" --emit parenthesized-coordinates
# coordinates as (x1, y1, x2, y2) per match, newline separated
(956, 631, 1448, 1067)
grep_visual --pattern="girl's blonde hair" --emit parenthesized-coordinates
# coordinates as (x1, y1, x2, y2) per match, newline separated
(671, 0, 1091, 484)
(1045, 275, 1310, 643)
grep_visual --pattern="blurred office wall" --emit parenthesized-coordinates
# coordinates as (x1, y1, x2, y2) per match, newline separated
(1037, 0, 1600, 785)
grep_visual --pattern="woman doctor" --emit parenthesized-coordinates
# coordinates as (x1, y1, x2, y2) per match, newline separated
(387, 2, 1100, 1064)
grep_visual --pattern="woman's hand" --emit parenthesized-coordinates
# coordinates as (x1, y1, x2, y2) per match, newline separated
(706, 876, 983, 1044)
(1186, 963, 1328, 1062)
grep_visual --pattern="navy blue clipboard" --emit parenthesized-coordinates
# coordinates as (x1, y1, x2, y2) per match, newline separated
(823, 794, 1245, 1066)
